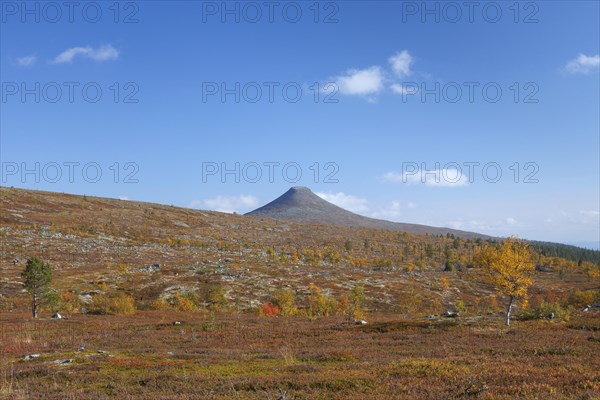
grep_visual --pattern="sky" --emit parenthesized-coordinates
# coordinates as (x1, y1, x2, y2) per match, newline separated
(1, 0, 599, 248)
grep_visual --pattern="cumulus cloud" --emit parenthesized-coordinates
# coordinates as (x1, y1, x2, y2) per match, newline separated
(390, 83, 417, 95)
(52, 44, 119, 64)
(447, 220, 494, 231)
(333, 66, 384, 96)
(316, 192, 369, 213)
(16, 55, 37, 66)
(580, 210, 600, 217)
(370, 201, 403, 220)
(564, 54, 600, 74)
(189, 195, 259, 214)
(382, 169, 469, 187)
(328, 50, 418, 99)
(389, 50, 413, 77)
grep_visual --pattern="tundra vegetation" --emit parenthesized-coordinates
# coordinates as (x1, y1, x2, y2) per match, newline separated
(0, 187, 599, 399)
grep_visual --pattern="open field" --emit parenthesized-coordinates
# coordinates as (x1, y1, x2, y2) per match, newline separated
(1, 187, 599, 399)
(1, 312, 599, 399)
(1, 187, 598, 315)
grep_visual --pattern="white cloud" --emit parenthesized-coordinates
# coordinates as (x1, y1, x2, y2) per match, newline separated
(580, 210, 600, 217)
(316, 192, 369, 213)
(189, 195, 259, 214)
(17, 55, 37, 66)
(390, 83, 417, 95)
(118, 195, 129, 201)
(371, 201, 403, 220)
(52, 44, 119, 64)
(447, 220, 495, 231)
(334, 66, 384, 96)
(506, 217, 517, 225)
(383, 169, 469, 188)
(389, 50, 413, 78)
(564, 54, 600, 74)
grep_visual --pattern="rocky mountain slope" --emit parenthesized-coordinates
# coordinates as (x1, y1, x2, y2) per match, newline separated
(246, 186, 490, 239)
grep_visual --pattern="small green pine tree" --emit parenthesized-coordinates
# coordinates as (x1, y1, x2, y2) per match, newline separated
(22, 257, 52, 318)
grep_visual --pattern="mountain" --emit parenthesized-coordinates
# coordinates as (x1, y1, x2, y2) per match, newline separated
(245, 186, 490, 240)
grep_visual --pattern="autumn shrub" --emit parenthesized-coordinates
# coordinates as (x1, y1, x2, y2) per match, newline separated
(90, 291, 136, 315)
(440, 277, 450, 290)
(261, 303, 280, 317)
(455, 300, 467, 314)
(272, 289, 297, 316)
(58, 290, 82, 314)
(567, 289, 599, 308)
(518, 302, 570, 322)
(172, 291, 198, 311)
(323, 246, 342, 264)
(347, 284, 366, 320)
(151, 298, 172, 311)
(206, 285, 227, 311)
(306, 284, 338, 320)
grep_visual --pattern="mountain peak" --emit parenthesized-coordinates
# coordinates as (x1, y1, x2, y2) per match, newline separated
(290, 186, 311, 191)
(246, 187, 490, 239)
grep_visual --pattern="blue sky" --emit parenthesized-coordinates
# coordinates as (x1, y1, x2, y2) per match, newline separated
(1, 1, 599, 247)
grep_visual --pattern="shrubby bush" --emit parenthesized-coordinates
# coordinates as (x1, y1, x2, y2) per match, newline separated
(260, 303, 280, 317)
(272, 289, 297, 316)
(518, 302, 570, 322)
(567, 289, 599, 307)
(172, 291, 198, 311)
(90, 291, 136, 315)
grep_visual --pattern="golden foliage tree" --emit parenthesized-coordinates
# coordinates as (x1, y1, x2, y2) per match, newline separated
(348, 283, 366, 320)
(475, 238, 535, 326)
(307, 284, 337, 320)
(272, 289, 298, 316)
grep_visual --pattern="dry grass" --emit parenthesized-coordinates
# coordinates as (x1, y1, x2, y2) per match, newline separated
(0, 312, 599, 399)
(1, 187, 599, 399)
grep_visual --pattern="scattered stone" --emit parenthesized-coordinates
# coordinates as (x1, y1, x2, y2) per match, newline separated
(173, 321, 182, 326)
(12, 259, 20, 265)
(23, 354, 40, 361)
(167, 351, 174, 356)
(355, 320, 368, 325)
(79, 294, 93, 304)
(54, 359, 73, 365)
(464, 381, 487, 396)
(51, 312, 62, 319)
(138, 264, 161, 273)
(583, 305, 591, 312)
(426, 315, 437, 320)
(444, 311, 460, 318)
(77, 346, 85, 352)
(548, 312, 555, 320)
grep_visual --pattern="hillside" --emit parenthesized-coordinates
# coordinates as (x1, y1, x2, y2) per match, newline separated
(1, 186, 598, 315)
(1, 186, 600, 400)
(246, 186, 490, 239)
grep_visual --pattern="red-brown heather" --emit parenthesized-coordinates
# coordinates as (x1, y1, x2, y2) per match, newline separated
(1, 186, 599, 399)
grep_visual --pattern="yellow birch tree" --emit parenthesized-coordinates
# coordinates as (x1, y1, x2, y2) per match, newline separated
(475, 238, 535, 326)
